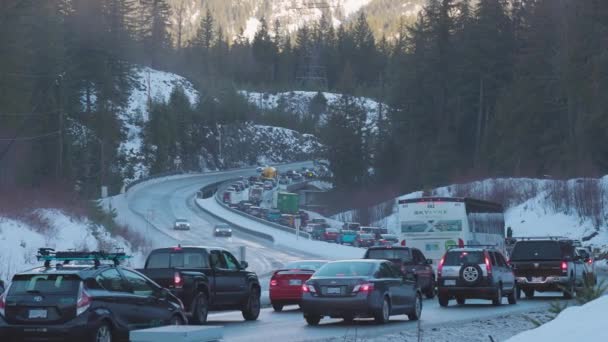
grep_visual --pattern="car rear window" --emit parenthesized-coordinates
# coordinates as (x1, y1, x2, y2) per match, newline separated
(510, 241, 568, 261)
(284, 261, 326, 271)
(360, 234, 374, 239)
(366, 249, 412, 261)
(315, 262, 376, 277)
(443, 251, 484, 266)
(146, 251, 209, 268)
(9, 274, 80, 295)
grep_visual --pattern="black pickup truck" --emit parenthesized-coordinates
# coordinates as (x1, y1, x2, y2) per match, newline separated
(137, 246, 261, 324)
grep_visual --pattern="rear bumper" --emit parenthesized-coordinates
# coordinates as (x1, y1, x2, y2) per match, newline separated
(300, 292, 378, 318)
(0, 313, 103, 341)
(516, 276, 570, 291)
(438, 286, 498, 299)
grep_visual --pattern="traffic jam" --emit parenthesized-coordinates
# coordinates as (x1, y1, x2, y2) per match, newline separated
(0, 194, 597, 341)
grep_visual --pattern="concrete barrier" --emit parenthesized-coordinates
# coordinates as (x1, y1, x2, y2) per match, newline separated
(130, 325, 222, 342)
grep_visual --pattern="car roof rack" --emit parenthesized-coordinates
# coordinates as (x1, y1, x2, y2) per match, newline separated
(513, 236, 572, 241)
(448, 244, 498, 250)
(36, 248, 132, 268)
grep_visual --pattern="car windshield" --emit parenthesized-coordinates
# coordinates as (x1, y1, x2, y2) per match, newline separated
(366, 249, 412, 261)
(443, 251, 484, 266)
(216, 224, 230, 229)
(284, 261, 326, 271)
(510, 241, 569, 261)
(315, 262, 376, 277)
(9, 274, 80, 295)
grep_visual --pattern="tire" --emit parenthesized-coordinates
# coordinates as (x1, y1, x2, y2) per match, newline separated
(408, 293, 422, 321)
(93, 323, 112, 342)
(508, 286, 517, 305)
(305, 315, 321, 326)
(242, 289, 261, 321)
(425, 278, 436, 299)
(272, 303, 284, 312)
(492, 286, 502, 306)
(456, 297, 465, 305)
(459, 263, 483, 286)
(191, 293, 209, 324)
(438, 294, 449, 307)
(516, 287, 522, 299)
(563, 281, 575, 299)
(374, 296, 390, 324)
(523, 289, 534, 299)
(170, 315, 185, 325)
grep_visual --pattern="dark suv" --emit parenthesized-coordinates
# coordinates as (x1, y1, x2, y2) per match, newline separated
(364, 246, 436, 298)
(0, 250, 186, 342)
(437, 247, 516, 306)
(509, 237, 585, 299)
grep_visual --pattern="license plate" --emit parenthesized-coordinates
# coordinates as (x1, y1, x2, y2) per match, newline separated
(289, 279, 302, 286)
(531, 277, 543, 283)
(29, 309, 48, 319)
(444, 280, 456, 286)
(326, 287, 341, 294)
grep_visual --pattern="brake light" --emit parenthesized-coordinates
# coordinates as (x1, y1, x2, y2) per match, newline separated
(0, 289, 7, 317)
(174, 272, 183, 289)
(485, 255, 492, 276)
(352, 283, 374, 293)
(588, 259, 593, 265)
(437, 256, 445, 277)
(401, 239, 406, 246)
(270, 279, 278, 286)
(302, 284, 316, 293)
(76, 282, 91, 316)
(561, 261, 568, 272)
(458, 238, 464, 248)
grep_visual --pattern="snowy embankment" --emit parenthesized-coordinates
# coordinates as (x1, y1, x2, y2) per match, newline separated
(196, 197, 363, 260)
(0, 210, 144, 283)
(239, 90, 386, 132)
(360, 177, 608, 250)
(506, 296, 608, 342)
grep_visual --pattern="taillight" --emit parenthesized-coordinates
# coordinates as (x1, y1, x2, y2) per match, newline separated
(400, 265, 407, 274)
(485, 255, 492, 276)
(0, 290, 7, 317)
(302, 284, 316, 293)
(174, 272, 183, 289)
(352, 283, 374, 293)
(76, 282, 91, 316)
(401, 239, 406, 246)
(270, 279, 278, 286)
(437, 256, 445, 278)
(458, 238, 464, 248)
(561, 261, 568, 273)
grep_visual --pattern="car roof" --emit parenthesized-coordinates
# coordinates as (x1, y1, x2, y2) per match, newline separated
(151, 246, 227, 252)
(15, 264, 118, 277)
(367, 246, 410, 250)
(328, 259, 385, 264)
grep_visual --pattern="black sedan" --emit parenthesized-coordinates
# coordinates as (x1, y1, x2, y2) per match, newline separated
(301, 260, 422, 325)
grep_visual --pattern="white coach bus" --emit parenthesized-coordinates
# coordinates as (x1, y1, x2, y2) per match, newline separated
(397, 197, 505, 263)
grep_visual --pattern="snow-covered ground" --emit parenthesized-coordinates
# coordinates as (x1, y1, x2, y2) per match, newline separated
(354, 177, 608, 250)
(240, 90, 386, 132)
(0, 210, 144, 284)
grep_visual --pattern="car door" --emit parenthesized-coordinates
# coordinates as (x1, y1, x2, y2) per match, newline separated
(412, 249, 432, 290)
(386, 262, 413, 313)
(120, 269, 175, 328)
(94, 269, 138, 331)
(495, 252, 515, 290)
(220, 251, 248, 305)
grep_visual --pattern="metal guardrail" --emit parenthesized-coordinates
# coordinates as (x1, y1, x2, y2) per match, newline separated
(125, 171, 184, 192)
(212, 180, 312, 239)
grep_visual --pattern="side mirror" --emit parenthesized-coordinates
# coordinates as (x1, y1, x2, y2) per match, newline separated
(426, 259, 433, 265)
(240, 261, 249, 269)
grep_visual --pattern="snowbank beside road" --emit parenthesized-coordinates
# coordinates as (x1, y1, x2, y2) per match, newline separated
(196, 197, 364, 260)
(507, 296, 608, 342)
(0, 210, 143, 283)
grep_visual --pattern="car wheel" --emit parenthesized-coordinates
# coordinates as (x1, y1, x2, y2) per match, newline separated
(425, 279, 436, 299)
(305, 315, 322, 326)
(191, 293, 209, 324)
(438, 294, 449, 307)
(93, 323, 112, 342)
(374, 296, 391, 324)
(507, 286, 517, 305)
(523, 289, 534, 299)
(242, 290, 261, 321)
(492, 286, 502, 306)
(408, 293, 422, 321)
(272, 304, 284, 312)
(563, 281, 575, 299)
(170, 315, 185, 325)
(456, 297, 465, 305)
(515, 287, 522, 299)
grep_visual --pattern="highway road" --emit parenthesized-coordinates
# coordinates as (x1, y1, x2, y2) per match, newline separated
(115, 162, 576, 341)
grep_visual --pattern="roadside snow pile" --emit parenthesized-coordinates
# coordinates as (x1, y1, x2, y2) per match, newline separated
(507, 296, 608, 342)
(196, 197, 364, 260)
(0, 210, 144, 283)
(239, 90, 386, 131)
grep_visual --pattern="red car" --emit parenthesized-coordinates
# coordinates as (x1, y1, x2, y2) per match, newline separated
(354, 233, 376, 247)
(269, 260, 327, 312)
(321, 228, 340, 243)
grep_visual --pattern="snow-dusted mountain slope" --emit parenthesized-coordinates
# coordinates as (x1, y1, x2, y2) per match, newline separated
(339, 177, 608, 250)
(240, 90, 386, 132)
(0, 210, 145, 283)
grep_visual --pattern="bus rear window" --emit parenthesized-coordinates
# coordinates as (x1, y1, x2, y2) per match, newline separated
(401, 222, 428, 233)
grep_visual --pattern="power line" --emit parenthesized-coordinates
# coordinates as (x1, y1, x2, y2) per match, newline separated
(0, 130, 60, 141)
